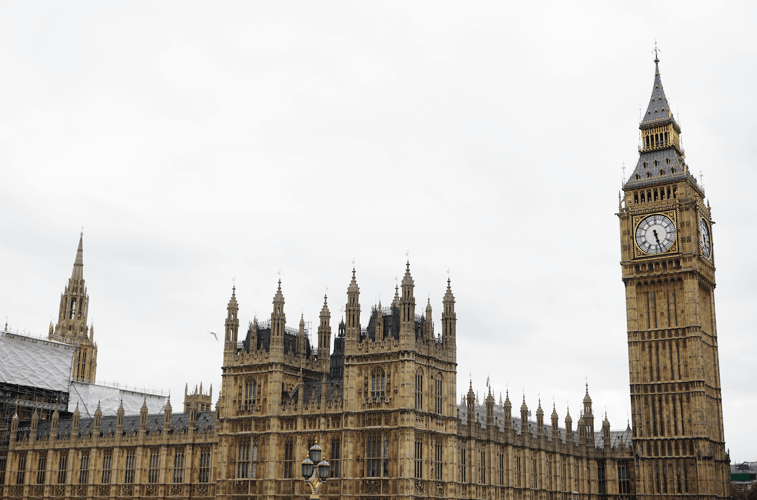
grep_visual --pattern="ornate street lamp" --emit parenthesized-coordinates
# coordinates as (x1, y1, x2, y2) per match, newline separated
(302, 442, 330, 499)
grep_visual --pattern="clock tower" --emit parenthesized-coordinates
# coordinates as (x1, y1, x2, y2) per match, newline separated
(618, 54, 729, 499)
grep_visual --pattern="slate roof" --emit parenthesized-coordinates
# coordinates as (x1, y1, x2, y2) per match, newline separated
(640, 60, 679, 130)
(623, 59, 703, 194)
(21, 411, 215, 440)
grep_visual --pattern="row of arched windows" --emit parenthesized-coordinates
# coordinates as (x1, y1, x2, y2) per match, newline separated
(633, 186, 677, 204)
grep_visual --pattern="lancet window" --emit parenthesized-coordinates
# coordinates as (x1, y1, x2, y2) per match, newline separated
(365, 433, 388, 477)
(371, 368, 385, 399)
(415, 369, 423, 410)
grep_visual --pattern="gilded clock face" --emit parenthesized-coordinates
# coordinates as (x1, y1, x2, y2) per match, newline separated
(635, 214, 676, 254)
(700, 218, 711, 259)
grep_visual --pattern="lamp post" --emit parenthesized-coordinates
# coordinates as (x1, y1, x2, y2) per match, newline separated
(301, 442, 330, 500)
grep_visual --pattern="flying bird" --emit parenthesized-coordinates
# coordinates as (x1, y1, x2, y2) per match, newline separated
(208, 331, 218, 341)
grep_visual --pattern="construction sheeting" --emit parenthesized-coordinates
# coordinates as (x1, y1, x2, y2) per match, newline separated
(0, 331, 75, 392)
(68, 381, 167, 417)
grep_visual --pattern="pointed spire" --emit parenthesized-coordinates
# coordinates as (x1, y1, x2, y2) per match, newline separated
(228, 285, 238, 309)
(583, 383, 592, 404)
(321, 295, 330, 316)
(401, 261, 414, 287)
(641, 49, 676, 128)
(273, 279, 284, 304)
(347, 268, 359, 294)
(72, 232, 84, 280)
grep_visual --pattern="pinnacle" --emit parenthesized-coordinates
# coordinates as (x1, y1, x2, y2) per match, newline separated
(401, 261, 414, 287)
(71, 233, 84, 281)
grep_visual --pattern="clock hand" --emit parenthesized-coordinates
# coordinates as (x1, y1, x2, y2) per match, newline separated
(653, 229, 663, 252)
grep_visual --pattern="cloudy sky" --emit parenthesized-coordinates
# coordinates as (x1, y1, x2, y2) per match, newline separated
(1, 1, 755, 461)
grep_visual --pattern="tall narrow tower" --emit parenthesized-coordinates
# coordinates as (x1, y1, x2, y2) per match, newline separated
(618, 54, 729, 499)
(51, 233, 98, 383)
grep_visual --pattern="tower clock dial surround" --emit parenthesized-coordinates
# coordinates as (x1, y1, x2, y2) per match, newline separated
(634, 214, 676, 255)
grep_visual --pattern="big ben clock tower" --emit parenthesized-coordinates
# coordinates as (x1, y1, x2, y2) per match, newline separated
(618, 53, 730, 499)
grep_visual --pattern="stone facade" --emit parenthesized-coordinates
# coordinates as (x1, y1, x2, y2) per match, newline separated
(0, 57, 729, 500)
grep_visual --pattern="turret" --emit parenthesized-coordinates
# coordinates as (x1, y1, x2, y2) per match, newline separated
(565, 406, 573, 442)
(297, 313, 306, 356)
(602, 412, 611, 449)
(189, 402, 198, 432)
(116, 399, 125, 430)
(485, 387, 495, 429)
(93, 401, 102, 434)
(503, 390, 512, 432)
(399, 262, 415, 346)
(51, 405, 60, 437)
(583, 384, 594, 438)
(424, 299, 434, 340)
(375, 301, 384, 341)
(466, 380, 475, 426)
(317, 295, 331, 368)
(164, 396, 173, 431)
(551, 404, 560, 442)
(30, 407, 39, 440)
(520, 396, 529, 436)
(224, 286, 239, 353)
(51, 233, 97, 383)
(345, 268, 360, 341)
(442, 278, 456, 348)
(536, 399, 545, 437)
(270, 280, 286, 354)
(72, 402, 81, 436)
(139, 397, 148, 435)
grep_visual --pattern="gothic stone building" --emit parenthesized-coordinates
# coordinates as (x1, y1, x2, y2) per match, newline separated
(0, 57, 729, 500)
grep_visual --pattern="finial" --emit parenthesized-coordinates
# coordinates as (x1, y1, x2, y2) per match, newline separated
(653, 40, 660, 63)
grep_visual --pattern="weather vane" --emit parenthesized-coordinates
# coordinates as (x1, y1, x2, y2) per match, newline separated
(653, 40, 660, 61)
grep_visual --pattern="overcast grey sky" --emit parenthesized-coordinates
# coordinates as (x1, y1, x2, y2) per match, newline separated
(1, 1, 755, 462)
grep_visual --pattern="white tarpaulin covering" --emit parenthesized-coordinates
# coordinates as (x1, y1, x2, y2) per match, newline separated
(0, 331, 75, 392)
(68, 381, 167, 417)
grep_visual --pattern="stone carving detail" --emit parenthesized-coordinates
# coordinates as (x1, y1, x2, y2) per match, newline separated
(235, 480, 248, 494)
(145, 484, 156, 496)
(33, 485, 44, 497)
(98, 485, 110, 497)
(365, 479, 381, 494)
(415, 480, 425, 495)
(121, 484, 133, 496)
(54, 485, 65, 497)
(76, 485, 87, 497)
(170, 484, 182, 496)
(436, 481, 444, 496)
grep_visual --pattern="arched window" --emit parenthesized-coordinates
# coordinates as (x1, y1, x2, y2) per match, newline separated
(371, 368, 385, 399)
(244, 379, 257, 405)
(415, 369, 423, 410)
(365, 433, 388, 477)
(434, 374, 443, 414)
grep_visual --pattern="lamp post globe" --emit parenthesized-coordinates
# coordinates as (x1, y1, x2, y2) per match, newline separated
(309, 442, 322, 463)
(301, 457, 314, 480)
(317, 460, 330, 480)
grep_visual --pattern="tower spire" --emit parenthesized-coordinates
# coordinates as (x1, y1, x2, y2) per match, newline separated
(72, 232, 84, 280)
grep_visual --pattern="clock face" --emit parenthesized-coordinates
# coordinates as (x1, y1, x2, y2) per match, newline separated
(635, 214, 676, 254)
(700, 218, 711, 259)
